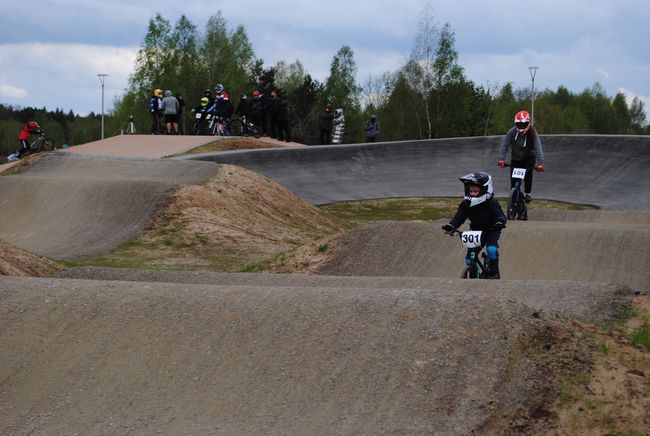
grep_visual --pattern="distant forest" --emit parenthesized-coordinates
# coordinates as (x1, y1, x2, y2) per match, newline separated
(1, 9, 647, 156)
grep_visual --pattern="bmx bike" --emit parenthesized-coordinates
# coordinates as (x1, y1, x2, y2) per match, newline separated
(232, 115, 261, 138)
(445, 228, 500, 279)
(30, 131, 56, 152)
(503, 164, 528, 221)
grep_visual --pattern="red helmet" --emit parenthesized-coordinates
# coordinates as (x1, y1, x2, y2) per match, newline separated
(514, 111, 531, 135)
(27, 121, 40, 130)
(252, 90, 260, 97)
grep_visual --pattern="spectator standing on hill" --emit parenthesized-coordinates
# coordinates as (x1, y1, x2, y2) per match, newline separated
(249, 90, 266, 135)
(364, 114, 380, 142)
(149, 88, 163, 134)
(162, 90, 180, 134)
(175, 92, 186, 134)
(268, 90, 281, 139)
(331, 108, 345, 144)
(276, 98, 292, 142)
(236, 93, 251, 135)
(319, 106, 334, 144)
(7, 121, 41, 161)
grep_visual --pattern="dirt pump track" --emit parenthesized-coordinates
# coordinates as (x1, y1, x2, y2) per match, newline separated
(1, 134, 649, 434)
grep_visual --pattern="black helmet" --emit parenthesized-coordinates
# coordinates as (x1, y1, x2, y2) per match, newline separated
(240, 93, 247, 99)
(459, 172, 494, 207)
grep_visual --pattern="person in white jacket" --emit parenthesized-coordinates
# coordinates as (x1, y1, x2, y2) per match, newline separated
(331, 108, 345, 144)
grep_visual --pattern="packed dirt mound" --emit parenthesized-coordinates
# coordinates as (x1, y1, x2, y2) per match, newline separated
(0, 276, 587, 435)
(0, 239, 59, 277)
(0, 153, 217, 259)
(318, 216, 650, 292)
(126, 164, 344, 270)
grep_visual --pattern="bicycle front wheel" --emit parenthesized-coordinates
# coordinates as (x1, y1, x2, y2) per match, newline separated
(460, 265, 479, 279)
(507, 188, 520, 220)
(43, 138, 55, 151)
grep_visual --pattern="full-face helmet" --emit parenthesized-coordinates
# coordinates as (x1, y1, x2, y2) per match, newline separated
(514, 111, 531, 135)
(27, 121, 40, 130)
(215, 83, 224, 93)
(200, 97, 209, 106)
(459, 172, 494, 207)
(252, 90, 260, 97)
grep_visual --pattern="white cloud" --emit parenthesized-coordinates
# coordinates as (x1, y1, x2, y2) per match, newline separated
(0, 83, 28, 99)
(0, 43, 136, 114)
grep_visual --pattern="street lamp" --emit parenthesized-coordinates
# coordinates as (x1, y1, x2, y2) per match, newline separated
(98, 74, 109, 139)
(528, 66, 539, 125)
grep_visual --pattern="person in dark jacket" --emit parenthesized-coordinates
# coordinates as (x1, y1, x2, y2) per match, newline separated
(364, 114, 380, 142)
(442, 172, 506, 278)
(276, 99, 292, 142)
(235, 93, 251, 135)
(319, 106, 334, 144)
(149, 88, 163, 134)
(267, 90, 281, 139)
(249, 90, 267, 134)
(497, 110, 545, 202)
(175, 92, 186, 134)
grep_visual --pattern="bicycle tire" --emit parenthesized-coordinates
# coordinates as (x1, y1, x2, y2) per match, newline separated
(508, 188, 521, 220)
(43, 138, 55, 151)
(460, 267, 472, 279)
(251, 125, 261, 139)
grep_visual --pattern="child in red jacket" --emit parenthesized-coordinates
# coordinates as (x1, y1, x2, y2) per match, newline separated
(8, 121, 41, 161)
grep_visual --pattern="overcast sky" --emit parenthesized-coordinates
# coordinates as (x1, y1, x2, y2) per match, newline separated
(1, 0, 649, 117)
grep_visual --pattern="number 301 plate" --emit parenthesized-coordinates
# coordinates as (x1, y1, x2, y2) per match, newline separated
(461, 231, 482, 248)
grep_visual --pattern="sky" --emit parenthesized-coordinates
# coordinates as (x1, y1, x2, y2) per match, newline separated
(1, 0, 649, 118)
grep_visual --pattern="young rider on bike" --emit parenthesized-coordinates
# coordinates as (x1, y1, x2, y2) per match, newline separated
(497, 110, 545, 202)
(7, 121, 41, 161)
(442, 172, 507, 278)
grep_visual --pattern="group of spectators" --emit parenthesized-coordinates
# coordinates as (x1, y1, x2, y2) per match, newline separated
(149, 84, 381, 144)
(149, 89, 186, 135)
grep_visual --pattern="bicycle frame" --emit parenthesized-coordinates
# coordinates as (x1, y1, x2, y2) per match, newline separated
(503, 164, 528, 220)
(446, 229, 492, 279)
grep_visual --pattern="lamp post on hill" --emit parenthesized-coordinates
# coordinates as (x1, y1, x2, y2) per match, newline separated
(98, 74, 109, 139)
(528, 66, 539, 125)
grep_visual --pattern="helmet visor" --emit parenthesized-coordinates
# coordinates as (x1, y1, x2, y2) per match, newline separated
(515, 121, 529, 130)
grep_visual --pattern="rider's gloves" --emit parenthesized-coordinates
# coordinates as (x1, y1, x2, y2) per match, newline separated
(442, 224, 455, 232)
(494, 221, 506, 230)
(536, 164, 544, 172)
(191, 108, 196, 113)
(497, 160, 506, 168)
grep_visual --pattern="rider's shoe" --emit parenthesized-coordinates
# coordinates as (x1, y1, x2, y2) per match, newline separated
(524, 193, 532, 203)
(7, 153, 18, 162)
(486, 259, 500, 279)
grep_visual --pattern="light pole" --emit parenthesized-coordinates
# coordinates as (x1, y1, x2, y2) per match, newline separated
(528, 66, 539, 124)
(98, 74, 109, 139)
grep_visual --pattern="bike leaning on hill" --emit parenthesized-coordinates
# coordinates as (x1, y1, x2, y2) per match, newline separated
(29, 130, 56, 152)
(444, 227, 500, 279)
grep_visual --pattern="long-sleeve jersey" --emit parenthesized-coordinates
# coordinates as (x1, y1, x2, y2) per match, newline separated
(498, 126, 544, 164)
(449, 198, 506, 231)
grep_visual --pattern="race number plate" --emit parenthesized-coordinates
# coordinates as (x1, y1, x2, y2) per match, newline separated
(512, 167, 526, 179)
(195, 113, 203, 119)
(461, 231, 482, 248)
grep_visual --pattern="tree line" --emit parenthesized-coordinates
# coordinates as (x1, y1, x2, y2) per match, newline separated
(1, 7, 647, 156)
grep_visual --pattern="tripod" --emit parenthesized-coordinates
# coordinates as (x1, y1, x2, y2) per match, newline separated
(120, 116, 137, 135)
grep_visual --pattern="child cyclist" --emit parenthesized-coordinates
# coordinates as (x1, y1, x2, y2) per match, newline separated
(442, 172, 507, 278)
(7, 121, 41, 162)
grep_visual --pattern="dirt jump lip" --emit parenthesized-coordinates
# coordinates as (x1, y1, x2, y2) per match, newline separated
(188, 134, 650, 210)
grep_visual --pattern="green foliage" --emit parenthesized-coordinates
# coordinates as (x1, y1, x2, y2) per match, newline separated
(629, 321, 650, 351)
